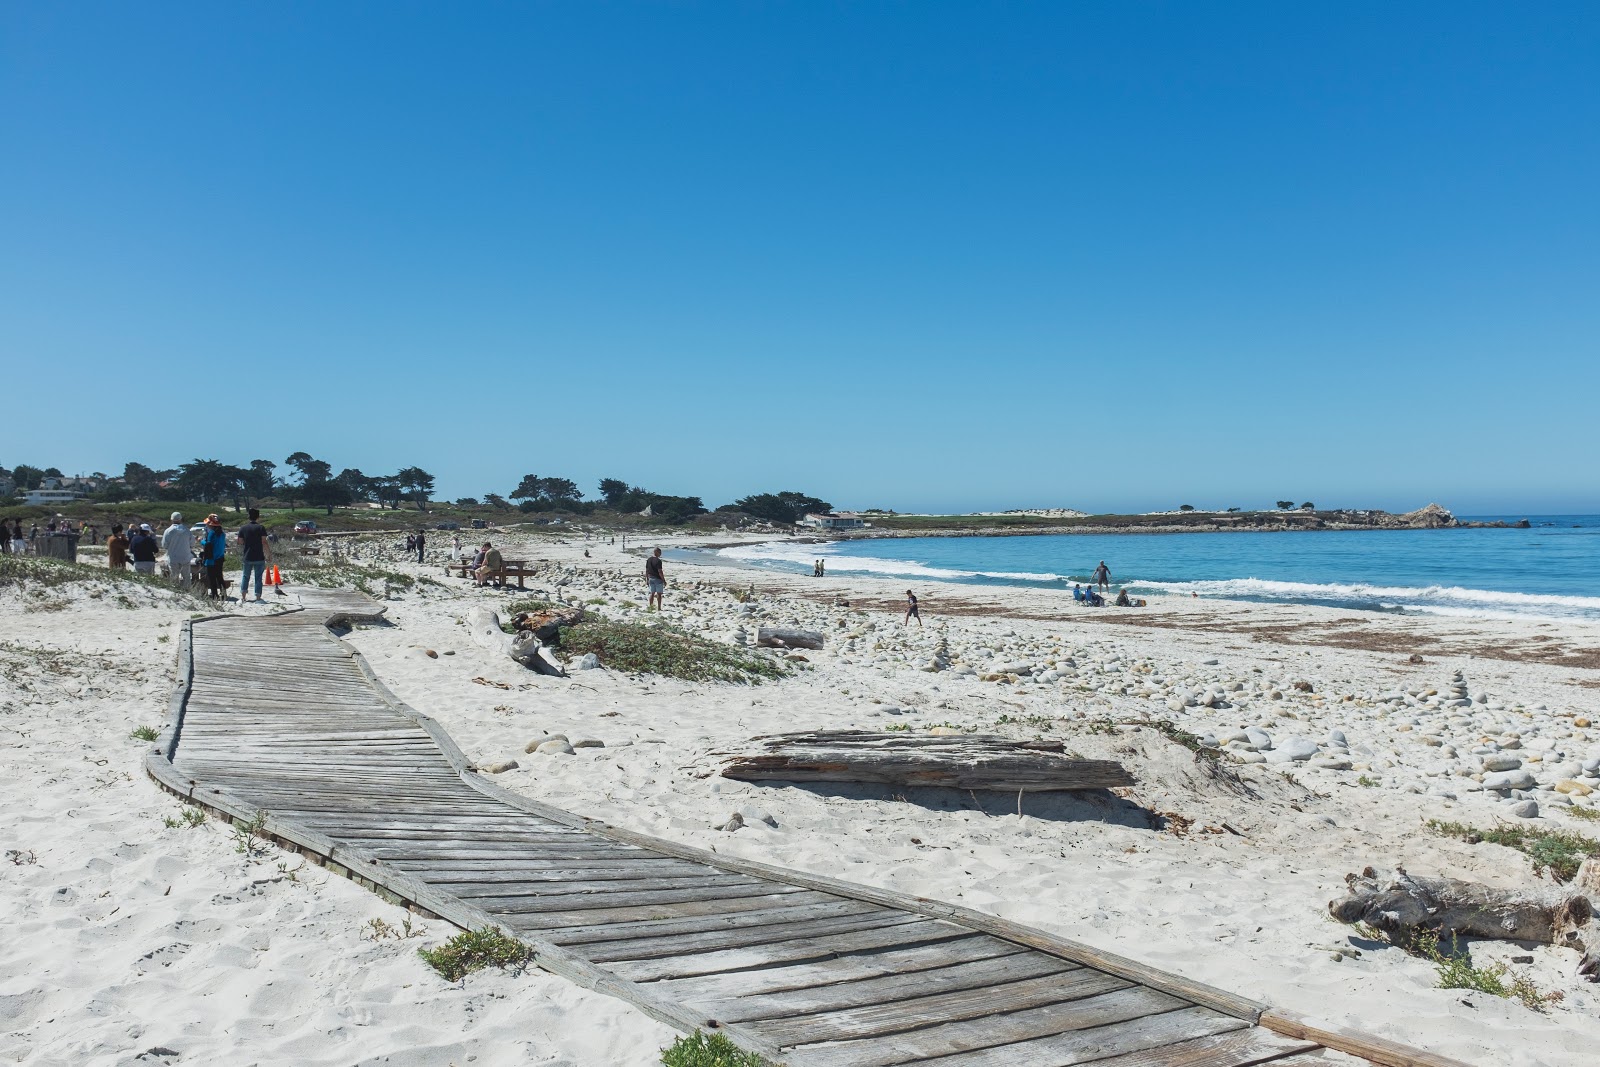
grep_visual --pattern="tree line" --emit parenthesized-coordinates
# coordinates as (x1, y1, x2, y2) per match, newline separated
(3, 456, 838, 525)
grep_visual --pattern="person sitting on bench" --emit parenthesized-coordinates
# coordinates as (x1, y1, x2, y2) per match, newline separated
(474, 542, 505, 587)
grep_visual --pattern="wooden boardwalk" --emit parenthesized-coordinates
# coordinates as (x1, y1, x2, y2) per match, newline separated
(145, 590, 1465, 1067)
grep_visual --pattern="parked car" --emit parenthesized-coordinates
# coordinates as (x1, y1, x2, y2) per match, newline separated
(434, 520, 461, 530)
(470, 518, 489, 530)
(293, 519, 318, 536)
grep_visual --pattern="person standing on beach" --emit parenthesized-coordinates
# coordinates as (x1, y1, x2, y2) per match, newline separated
(10, 521, 24, 556)
(1093, 560, 1111, 592)
(162, 513, 193, 589)
(414, 528, 427, 563)
(129, 524, 160, 574)
(200, 514, 227, 600)
(645, 548, 666, 611)
(106, 525, 130, 570)
(236, 508, 270, 602)
(905, 590, 921, 626)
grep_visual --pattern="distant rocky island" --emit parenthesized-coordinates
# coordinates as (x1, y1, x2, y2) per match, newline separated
(842, 503, 1529, 538)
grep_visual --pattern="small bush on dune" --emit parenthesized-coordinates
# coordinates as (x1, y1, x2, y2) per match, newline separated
(555, 619, 787, 684)
(1427, 819, 1600, 882)
(130, 725, 160, 742)
(418, 927, 530, 982)
(660, 1032, 766, 1067)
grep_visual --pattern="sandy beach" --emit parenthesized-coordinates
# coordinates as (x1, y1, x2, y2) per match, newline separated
(4, 528, 1599, 1066)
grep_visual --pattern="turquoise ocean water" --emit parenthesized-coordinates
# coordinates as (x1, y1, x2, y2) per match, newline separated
(691, 517, 1600, 623)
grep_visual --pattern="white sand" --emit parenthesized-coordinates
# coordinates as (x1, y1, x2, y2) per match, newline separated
(5, 530, 1599, 1065)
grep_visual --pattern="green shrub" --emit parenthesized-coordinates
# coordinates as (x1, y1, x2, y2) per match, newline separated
(130, 725, 160, 742)
(418, 927, 530, 982)
(1407, 929, 1561, 1012)
(1427, 819, 1600, 882)
(556, 619, 787, 684)
(660, 1032, 766, 1067)
(505, 598, 555, 615)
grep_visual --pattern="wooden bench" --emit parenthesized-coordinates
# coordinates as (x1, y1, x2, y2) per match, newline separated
(442, 558, 535, 589)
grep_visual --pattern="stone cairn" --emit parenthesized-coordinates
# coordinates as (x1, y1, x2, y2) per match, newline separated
(1444, 669, 1470, 707)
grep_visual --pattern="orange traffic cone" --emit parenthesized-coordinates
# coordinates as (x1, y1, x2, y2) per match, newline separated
(267, 565, 280, 586)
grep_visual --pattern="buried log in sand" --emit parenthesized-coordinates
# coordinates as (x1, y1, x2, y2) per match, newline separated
(716, 729, 1133, 792)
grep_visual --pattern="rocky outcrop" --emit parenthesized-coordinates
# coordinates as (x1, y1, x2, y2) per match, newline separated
(1392, 503, 1457, 528)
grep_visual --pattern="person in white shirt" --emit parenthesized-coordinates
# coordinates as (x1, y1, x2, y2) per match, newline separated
(161, 512, 194, 589)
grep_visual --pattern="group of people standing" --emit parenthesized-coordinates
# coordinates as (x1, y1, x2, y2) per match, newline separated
(104, 509, 273, 602)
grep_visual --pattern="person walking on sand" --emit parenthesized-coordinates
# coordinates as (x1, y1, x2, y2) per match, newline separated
(200, 514, 227, 600)
(1093, 560, 1111, 593)
(645, 547, 666, 611)
(162, 513, 193, 589)
(905, 589, 921, 626)
(236, 508, 271, 602)
(106, 524, 130, 570)
(414, 528, 427, 563)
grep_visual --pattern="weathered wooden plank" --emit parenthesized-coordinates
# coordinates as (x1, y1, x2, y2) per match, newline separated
(789, 990, 1201, 1067)
(1044, 1027, 1322, 1067)
(753, 969, 1131, 1047)
(873, 1006, 1251, 1067)
(698, 950, 1081, 1025)
(1257, 1011, 1475, 1067)
(651, 936, 1024, 1002)
(549, 897, 888, 946)
(608, 919, 975, 983)
(577, 909, 930, 964)
(451, 873, 767, 899)
(474, 881, 808, 913)
(508, 890, 845, 933)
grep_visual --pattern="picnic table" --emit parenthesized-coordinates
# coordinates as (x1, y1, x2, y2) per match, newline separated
(442, 557, 536, 589)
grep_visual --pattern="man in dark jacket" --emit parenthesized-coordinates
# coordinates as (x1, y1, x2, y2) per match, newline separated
(129, 523, 160, 575)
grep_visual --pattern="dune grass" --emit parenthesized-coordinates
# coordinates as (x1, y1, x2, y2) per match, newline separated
(555, 619, 787, 684)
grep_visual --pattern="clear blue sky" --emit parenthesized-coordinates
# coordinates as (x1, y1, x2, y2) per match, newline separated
(3, 3, 1596, 514)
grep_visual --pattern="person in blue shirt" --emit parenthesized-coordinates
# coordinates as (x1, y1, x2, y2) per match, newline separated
(1073, 584, 1085, 603)
(200, 514, 227, 600)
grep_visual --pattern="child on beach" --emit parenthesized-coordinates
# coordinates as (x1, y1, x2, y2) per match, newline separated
(905, 590, 921, 625)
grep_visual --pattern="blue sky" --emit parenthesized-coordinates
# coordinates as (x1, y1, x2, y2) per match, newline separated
(3, 3, 1596, 514)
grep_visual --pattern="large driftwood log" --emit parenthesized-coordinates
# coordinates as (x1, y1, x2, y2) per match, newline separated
(1330, 865, 1593, 957)
(511, 633, 567, 677)
(718, 730, 1133, 792)
(756, 626, 825, 650)
(514, 606, 585, 643)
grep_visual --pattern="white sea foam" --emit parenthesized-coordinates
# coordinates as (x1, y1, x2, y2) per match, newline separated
(714, 543, 1600, 621)
(717, 541, 1068, 583)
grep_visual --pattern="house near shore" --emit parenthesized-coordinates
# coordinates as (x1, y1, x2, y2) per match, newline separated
(22, 487, 85, 506)
(800, 511, 867, 531)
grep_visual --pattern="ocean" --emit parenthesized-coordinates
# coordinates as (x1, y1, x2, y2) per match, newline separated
(688, 516, 1600, 623)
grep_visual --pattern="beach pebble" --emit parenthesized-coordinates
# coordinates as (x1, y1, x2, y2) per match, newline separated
(1483, 769, 1537, 791)
(479, 759, 518, 774)
(1272, 738, 1319, 762)
(1481, 753, 1522, 772)
(536, 739, 576, 756)
(1508, 799, 1540, 818)
(575, 653, 601, 671)
(570, 738, 605, 749)
(1246, 727, 1274, 751)
(1555, 780, 1594, 796)
(718, 812, 745, 832)
(1313, 757, 1353, 771)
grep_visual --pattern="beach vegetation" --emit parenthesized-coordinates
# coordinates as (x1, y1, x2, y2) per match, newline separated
(130, 725, 160, 742)
(1356, 775, 1379, 787)
(418, 927, 531, 982)
(363, 916, 424, 941)
(660, 1032, 767, 1067)
(232, 811, 271, 857)
(1565, 806, 1599, 822)
(1178, 504, 1194, 511)
(1426, 819, 1600, 882)
(164, 807, 207, 829)
(1406, 929, 1560, 1012)
(553, 619, 787, 684)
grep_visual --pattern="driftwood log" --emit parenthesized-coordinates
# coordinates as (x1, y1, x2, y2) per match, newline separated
(466, 606, 566, 676)
(1330, 865, 1595, 974)
(718, 730, 1133, 792)
(756, 626, 825, 650)
(513, 606, 585, 643)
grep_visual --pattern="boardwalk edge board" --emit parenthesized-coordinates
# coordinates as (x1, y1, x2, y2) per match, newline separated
(143, 595, 1473, 1067)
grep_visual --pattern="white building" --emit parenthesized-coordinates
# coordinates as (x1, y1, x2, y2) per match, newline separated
(22, 488, 84, 506)
(800, 512, 866, 531)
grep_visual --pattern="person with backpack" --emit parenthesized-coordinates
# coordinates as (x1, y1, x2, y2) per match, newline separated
(200, 514, 228, 600)
(129, 523, 160, 575)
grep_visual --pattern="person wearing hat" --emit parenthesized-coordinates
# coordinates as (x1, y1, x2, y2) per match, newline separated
(162, 512, 194, 589)
(129, 523, 160, 575)
(199, 514, 228, 600)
